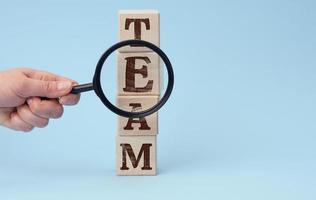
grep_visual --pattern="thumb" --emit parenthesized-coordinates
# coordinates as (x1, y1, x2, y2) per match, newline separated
(19, 78, 73, 98)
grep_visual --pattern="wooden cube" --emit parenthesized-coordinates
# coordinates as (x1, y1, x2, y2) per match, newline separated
(116, 135, 157, 176)
(117, 52, 160, 96)
(118, 10, 160, 52)
(117, 96, 158, 136)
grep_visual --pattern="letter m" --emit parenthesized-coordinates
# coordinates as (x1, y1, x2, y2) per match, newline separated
(120, 143, 152, 170)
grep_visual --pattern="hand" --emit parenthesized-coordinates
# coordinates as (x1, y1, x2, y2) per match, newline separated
(0, 68, 80, 132)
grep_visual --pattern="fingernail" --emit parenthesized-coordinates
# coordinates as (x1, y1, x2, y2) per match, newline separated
(57, 81, 72, 91)
(27, 98, 33, 105)
(59, 97, 64, 104)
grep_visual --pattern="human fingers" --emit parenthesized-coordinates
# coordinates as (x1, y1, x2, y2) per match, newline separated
(27, 97, 64, 119)
(17, 104, 49, 128)
(17, 77, 72, 99)
(59, 93, 81, 106)
(3, 112, 34, 132)
(23, 68, 75, 82)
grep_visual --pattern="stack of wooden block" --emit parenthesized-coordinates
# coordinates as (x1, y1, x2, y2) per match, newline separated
(116, 10, 160, 176)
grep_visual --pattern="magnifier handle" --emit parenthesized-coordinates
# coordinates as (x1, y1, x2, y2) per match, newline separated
(70, 83, 94, 94)
(40, 82, 93, 101)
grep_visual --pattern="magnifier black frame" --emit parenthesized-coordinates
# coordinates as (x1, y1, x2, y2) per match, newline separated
(89, 39, 174, 118)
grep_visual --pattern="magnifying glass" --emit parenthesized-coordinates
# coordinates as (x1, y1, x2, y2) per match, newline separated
(69, 39, 174, 118)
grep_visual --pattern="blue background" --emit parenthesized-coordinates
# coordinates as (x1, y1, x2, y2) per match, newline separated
(0, 0, 316, 199)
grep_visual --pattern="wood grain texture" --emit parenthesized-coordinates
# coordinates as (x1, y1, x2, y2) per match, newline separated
(118, 10, 159, 52)
(117, 96, 158, 136)
(117, 52, 160, 96)
(116, 135, 157, 176)
(116, 10, 160, 176)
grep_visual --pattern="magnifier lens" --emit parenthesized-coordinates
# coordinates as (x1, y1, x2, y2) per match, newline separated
(100, 45, 167, 115)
